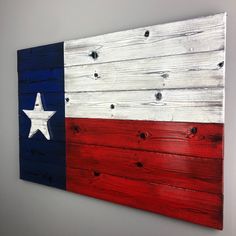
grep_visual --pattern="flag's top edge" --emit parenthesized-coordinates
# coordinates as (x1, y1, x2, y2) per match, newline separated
(17, 13, 226, 52)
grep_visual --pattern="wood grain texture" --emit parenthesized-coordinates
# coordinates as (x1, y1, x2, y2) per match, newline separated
(65, 118, 223, 159)
(65, 50, 224, 92)
(18, 42, 64, 72)
(66, 143, 223, 194)
(18, 13, 226, 229)
(65, 88, 224, 123)
(66, 167, 223, 229)
(64, 13, 226, 67)
(18, 42, 66, 190)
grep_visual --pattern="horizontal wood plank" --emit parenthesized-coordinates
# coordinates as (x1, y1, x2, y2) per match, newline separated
(65, 118, 223, 159)
(20, 159, 65, 189)
(65, 50, 224, 92)
(66, 143, 223, 194)
(65, 88, 224, 123)
(20, 138, 65, 165)
(17, 42, 64, 72)
(64, 13, 225, 67)
(19, 68, 64, 93)
(66, 167, 223, 229)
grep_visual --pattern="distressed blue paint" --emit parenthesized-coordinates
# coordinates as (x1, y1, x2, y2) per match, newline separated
(17, 43, 64, 72)
(20, 159, 65, 189)
(20, 139, 65, 165)
(18, 42, 66, 189)
(18, 68, 63, 93)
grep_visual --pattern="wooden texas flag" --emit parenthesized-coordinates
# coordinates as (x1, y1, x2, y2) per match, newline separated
(18, 13, 226, 229)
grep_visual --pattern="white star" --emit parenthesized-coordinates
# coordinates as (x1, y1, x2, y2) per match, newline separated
(23, 93, 56, 140)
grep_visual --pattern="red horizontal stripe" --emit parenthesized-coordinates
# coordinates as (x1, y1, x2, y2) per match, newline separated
(65, 118, 223, 229)
(66, 143, 222, 194)
(66, 168, 223, 229)
(66, 118, 223, 159)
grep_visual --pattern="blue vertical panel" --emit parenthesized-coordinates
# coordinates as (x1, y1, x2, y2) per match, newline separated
(18, 42, 66, 189)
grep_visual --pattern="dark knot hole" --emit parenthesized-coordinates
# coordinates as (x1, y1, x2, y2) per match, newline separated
(136, 162, 143, 168)
(93, 171, 100, 177)
(218, 61, 224, 68)
(144, 30, 150, 37)
(139, 132, 148, 140)
(89, 51, 98, 59)
(73, 125, 80, 133)
(155, 92, 162, 101)
(190, 127, 198, 135)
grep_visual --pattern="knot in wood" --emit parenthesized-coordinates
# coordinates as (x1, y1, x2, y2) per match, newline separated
(144, 30, 150, 37)
(155, 92, 162, 101)
(190, 127, 198, 135)
(89, 51, 98, 59)
(139, 132, 148, 140)
(94, 72, 99, 78)
(136, 162, 143, 168)
(72, 125, 80, 133)
(218, 61, 224, 68)
(93, 171, 100, 177)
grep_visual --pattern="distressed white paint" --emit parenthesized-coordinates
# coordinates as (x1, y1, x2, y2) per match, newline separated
(64, 13, 226, 124)
(65, 50, 224, 92)
(65, 88, 224, 123)
(23, 93, 56, 140)
(64, 13, 226, 67)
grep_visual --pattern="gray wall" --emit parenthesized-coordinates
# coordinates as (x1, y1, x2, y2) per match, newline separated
(0, 0, 235, 235)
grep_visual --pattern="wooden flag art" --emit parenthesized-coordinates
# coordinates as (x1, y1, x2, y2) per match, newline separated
(18, 13, 226, 229)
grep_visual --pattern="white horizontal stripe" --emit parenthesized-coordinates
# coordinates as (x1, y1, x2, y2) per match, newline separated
(64, 13, 226, 67)
(65, 50, 224, 92)
(65, 88, 224, 123)
(64, 13, 225, 123)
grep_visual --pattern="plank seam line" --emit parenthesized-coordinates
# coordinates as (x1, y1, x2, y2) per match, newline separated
(65, 86, 225, 94)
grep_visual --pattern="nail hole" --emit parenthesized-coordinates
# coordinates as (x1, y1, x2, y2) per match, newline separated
(110, 104, 115, 109)
(190, 127, 198, 134)
(89, 51, 98, 59)
(139, 132, 148, 140)
(144, 30, 150, 37)
(218, 61, 224, 68)
(136, 162, 143, 168)
(93, 171, 100, 176)
(66, 98, 69, 102)
(94, 72, 99, 78)
(155, 92, 162, 101)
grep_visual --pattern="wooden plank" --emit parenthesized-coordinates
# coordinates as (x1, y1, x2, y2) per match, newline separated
(65, 88, 224, 123)
(65, 118, 223, 159)
(18, 68, 64, 93)
(64, 13, 226, 67)
(20, 159, 65, 189)
(66, 167, 223, 229)
(17, 42, 64, 72)
(20, 138, 65, 165)
(65, 50, 224, 92)
(66, 143, 223, 194)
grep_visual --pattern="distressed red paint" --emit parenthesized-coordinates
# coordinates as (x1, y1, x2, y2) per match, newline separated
(65, 118, 223, 229)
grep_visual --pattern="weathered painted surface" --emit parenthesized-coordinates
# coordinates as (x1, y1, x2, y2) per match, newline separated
(18, 13, 226, 230)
